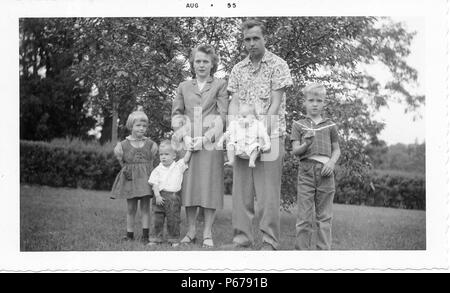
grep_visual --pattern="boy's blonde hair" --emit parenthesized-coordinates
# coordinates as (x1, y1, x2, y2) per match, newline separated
(126, 111, 148, 131)
(159, 139, 174, 151)
(302, 83, 327, 97)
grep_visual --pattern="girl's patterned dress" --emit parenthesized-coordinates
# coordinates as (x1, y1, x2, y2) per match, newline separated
(111, 138, 156, 199)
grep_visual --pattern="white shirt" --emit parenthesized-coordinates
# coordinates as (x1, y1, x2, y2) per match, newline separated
(148, 159, 188, 192)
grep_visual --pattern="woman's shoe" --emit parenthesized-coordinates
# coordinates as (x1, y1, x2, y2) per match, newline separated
(202, 237, 214, 248)
(180, 234, 197, 245)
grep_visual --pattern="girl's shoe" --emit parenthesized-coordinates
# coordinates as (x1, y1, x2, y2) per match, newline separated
(202, 237, 214, 248)
(179, 234, 197, 245)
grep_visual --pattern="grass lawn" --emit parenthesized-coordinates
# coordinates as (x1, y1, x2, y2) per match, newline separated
(20, 184, 426, 251)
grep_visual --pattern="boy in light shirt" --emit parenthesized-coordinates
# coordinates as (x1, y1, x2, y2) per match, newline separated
(148, 140, 192, 246)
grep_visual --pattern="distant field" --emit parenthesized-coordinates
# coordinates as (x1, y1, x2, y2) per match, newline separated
(20, 184, 426, 251)
(372, 168, 424, 178)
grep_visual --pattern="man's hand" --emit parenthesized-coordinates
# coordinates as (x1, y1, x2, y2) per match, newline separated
(155, 194, 165, 206)
(321, 160, 335, 177)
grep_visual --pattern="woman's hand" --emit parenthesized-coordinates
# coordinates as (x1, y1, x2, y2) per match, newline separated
(184, 136, 194, 151)
(192, 136, 204, 151)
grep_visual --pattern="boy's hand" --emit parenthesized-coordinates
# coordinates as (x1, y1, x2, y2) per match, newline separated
(155, 194, 165, 206)
(303, 130, 315, 146)
(321, 160, 335, 177)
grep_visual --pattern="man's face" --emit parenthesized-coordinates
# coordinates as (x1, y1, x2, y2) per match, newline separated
(243, 26, 266, 59)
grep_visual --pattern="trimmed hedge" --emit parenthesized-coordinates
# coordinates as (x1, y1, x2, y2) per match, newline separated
(279, 153, 425, 210)
(20, 140, 425, 210)
(21, 140, 121, 190)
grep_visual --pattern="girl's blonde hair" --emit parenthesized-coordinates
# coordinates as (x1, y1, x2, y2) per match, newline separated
(126, 111, 148, 131)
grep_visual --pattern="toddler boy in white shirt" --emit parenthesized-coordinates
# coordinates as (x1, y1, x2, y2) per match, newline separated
(148, 140, 192, 246)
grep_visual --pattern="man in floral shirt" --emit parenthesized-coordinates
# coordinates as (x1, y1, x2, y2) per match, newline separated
(226, 19, 293, 250)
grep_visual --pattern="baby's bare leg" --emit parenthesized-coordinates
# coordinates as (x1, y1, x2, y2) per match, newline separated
(248, 148, 258, 168)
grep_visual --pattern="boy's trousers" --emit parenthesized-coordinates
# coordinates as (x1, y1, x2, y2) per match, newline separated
(296, 159, 335, 250)
(231, 137, 285, 249)
(151, 191, 181, 243)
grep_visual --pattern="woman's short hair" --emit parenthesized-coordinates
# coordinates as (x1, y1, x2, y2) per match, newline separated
(189, 44, 219, 77)
(241, 19, 266, 36)
(126, 111, 148, 131)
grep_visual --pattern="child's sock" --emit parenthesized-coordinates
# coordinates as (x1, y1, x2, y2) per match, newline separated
(142, 228, 149, 239)
(126, 231, 134, 239)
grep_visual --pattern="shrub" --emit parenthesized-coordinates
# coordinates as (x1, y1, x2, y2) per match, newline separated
(21, 140, 425, 210)
(21, 140, 121, 191)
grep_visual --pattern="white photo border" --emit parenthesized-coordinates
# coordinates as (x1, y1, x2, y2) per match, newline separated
(0, 0, 448, 272)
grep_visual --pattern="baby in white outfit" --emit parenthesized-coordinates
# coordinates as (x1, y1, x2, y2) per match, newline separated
(222, 103, 271, 168)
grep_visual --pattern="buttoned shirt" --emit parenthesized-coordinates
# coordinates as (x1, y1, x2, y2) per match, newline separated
(290, 117, 339, 161)
(148, 160, 188, 193)
(227, 50, 293, 138)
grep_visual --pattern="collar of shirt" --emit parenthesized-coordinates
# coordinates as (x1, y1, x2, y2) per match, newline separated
(242, 49, 274, 67)
(159, 161, 176, 170)
(126, 135, 148, 141)
(190, 76, 213, 85)
(304, 116, 331, 126)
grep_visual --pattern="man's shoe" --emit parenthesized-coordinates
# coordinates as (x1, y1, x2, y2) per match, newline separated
(259, 242, 276, 251)
(221, 242, 252, 250)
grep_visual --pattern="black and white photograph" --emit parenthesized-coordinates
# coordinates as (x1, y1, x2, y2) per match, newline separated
(1, 0, 448, 272)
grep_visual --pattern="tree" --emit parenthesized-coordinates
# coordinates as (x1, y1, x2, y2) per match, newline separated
(19, 18, 96, 141)
(65, 17, 423, 205)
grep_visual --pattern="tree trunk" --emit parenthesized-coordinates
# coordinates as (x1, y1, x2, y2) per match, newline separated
(111, 97, 119, 145)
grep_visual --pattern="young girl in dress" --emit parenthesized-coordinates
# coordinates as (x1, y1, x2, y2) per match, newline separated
(111, 111, 158, 243)
(222, 103, 271, 168)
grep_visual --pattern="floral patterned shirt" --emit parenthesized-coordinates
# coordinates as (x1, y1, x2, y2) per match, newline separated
(227, 50, 293, 138)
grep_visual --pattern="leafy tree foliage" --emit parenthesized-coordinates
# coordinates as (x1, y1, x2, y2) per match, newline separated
(20, 18, 96, 141)
(20, 17, 424, 205)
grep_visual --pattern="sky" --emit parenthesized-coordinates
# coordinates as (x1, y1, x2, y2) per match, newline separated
(371, 17, 425, 145)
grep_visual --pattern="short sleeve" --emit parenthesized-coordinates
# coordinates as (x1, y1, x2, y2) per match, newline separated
(148, 167, 160, 185)
(176, 159, 188, 173)
(227, 66, 240, 94)
(330, 125, 339, 143)
(150, 141, 158, 157)
(272, 61, 293, 91)
(225, 120, 238, 141)
(113, 142, 123, 160)
(290, 122, 303, 142)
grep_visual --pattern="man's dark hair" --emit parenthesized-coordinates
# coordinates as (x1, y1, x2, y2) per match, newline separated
(241, 19, 266, 35)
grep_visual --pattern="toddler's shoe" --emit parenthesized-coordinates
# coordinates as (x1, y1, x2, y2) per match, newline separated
(121, 236, 134, 242)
